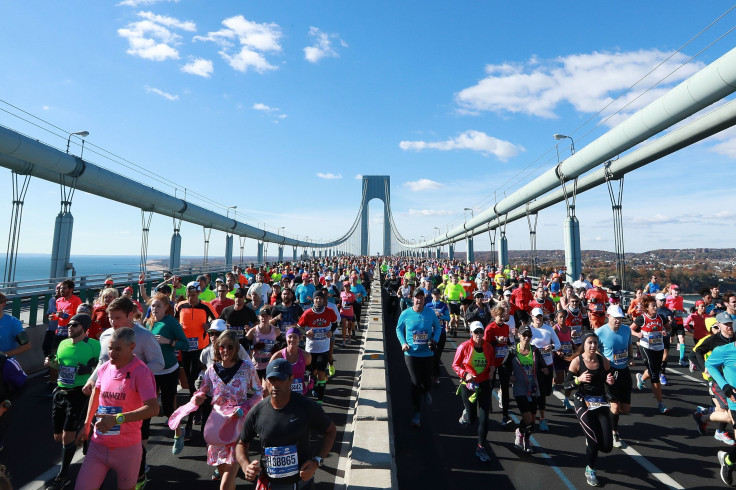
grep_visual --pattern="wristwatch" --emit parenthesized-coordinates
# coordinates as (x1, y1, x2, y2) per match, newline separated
(115, 413, 126, 424)
(313, 456, 324, 467)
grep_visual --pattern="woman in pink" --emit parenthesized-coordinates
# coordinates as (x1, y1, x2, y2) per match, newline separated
(76, 327, 158, 490)
(245, 306, 280, 388)
(193, 330, 262, 490)
(552, 310, 574, 411)
(684, 300, 710, 343)
(270, 327, 312, 395)
(340, 282, 357, 346)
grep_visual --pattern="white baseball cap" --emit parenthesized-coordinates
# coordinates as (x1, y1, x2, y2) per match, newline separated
(606, 305, 625, 318)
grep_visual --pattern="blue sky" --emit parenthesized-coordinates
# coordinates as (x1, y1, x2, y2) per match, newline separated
(1, 0, 736, 260)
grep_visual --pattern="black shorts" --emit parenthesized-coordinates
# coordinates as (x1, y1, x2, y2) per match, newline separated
(640, 346, 664, 380)
(448, 303, 461, 315)
(514, 395, 539, 415)
(671, 326, 685, 338)
(52, 386, 88, 434)
(310, 352, 329, 372)
(257, 368, 267, 380)
(606, 367, 632, 404)
(461, 298, 473, 306)
(711, 381, 729, 410)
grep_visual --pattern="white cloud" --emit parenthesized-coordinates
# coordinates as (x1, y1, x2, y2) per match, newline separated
(317, 173, 342, 180)
(253, 103, 277, 112)
(42, 105, 50, 111)
(303, 26, 346, 63)
(408, 209, 456, 216)
(195, 16, 281, 73)
(145, 86, 178, 100)
(118, 12, 196, 61)
(354, 174, 363, 180)
(455, 50, 704, 122)
(399, 130, 524, 161)
(403, 179, 443, 192)
(117, 0, 178, 6)
(181, 58, 213, 78)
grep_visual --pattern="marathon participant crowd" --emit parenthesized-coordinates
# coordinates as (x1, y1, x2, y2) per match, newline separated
(383, 260, 736, 487)
(0, 258, 374, 490)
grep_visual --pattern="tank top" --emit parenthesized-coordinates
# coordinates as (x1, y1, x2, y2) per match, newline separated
(554, 324, 573, 357)
(638, 313, 664, 351)
(279, 348, 307, 394)
(252, 326, 278, 370)
(576, 353, 607, 397)
(566, 308, 584, 345)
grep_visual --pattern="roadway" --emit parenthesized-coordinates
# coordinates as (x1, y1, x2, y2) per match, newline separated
(384, 304, 725, 490)
(12, 317, 365, 490)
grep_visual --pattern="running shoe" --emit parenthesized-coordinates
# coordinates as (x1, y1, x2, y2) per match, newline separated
(689, 360, 698, 372)
(411, 412, 421, 428)
(501, 416, 513, 427)
(514, 429, 523, 451)
(523, 435, 533, 454)
(328, 364, 336, 377)
(679, 359, 688, 367)
(715, 430, 736, 446)
(563, 398, 574, 411)
(172, 435, 184, 455)
(424, 392, 433, 406)
(636, 373, 645, 390)
(658, 402, 670, 415)
(719, 450, 733, 486)
(134, 474, 147, 490)
(459, 409, 469, 425)
(44, 476, 71, 490)
(539, 418, 549, 431)
(342, 341, 346, 347)
(585, 466, 600, 487)
(475, 444, 491, 463)
(693, 409, 708, 436)
(659, 374, 668, 386)
(612, 432, 622, 448)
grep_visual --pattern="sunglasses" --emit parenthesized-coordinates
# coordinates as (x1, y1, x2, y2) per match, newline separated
(218, 344, 235, 351)
(209, 331, 222, 336)
(68, 322, 82, 328)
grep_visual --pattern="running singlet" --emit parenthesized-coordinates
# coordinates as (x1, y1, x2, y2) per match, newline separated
(517, 350, 536, 394)
(470, 348, 487, 375)
(93, 357, 156, 448)
(340, 291, 356, 317)
(252, 327, 278, 370)
(279, 348, 307, 394)
(636, 314, 665, 351)
(566, 308, 584, 345)
(554, 325, 573, 357)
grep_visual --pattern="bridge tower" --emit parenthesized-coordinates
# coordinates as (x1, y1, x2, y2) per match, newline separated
(360, 176, 392, 256)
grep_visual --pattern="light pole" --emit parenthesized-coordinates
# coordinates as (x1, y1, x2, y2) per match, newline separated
(66, 130, 89, 157)
(226, 205, 237, 219)
(554, 133, 575, 160)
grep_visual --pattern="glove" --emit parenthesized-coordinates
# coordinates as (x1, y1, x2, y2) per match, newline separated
(254, 341, 266, 350)
(724, 384, 734, 399)
(427, 340, 437, 352)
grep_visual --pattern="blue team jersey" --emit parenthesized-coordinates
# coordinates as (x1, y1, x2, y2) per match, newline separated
(595, 323, 631, 369)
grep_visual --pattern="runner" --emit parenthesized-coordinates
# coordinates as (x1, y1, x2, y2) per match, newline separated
(485, 306, 514, 426)
(339, 282, 357, 346)
(632, 296, 670, 414)
(444, 274, 466, 337)
(44, 314, 100, 490)
(298, 291, 337, 404)
(270, 327, 312, 395)
(349, 274, 367, 331)
(665, 285, 688, 366)
(565, 331, 615, 487)
(396, 288, 441, 428)
(595, 305, 633, 448)
(425, 289, 450, 384)
(552, 309, 575, 411)
(530, 308, 561, 431)
(245, 306, 281, 388)
(75, 327, 159, 490)
(452, 321, 495, 463)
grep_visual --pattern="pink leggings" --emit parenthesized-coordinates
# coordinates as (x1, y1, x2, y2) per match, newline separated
(75, 441, 141, 490)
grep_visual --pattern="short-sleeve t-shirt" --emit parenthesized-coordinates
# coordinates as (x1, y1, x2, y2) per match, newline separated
(299, 308, 337, 354)
(0, 315, 23, 353)
(93, 356, 156, 448)
(595, 323, 632, 369)
(56, 295, 83, 331)
(240, 393, 333, 484)
(56, 337, 101, 388)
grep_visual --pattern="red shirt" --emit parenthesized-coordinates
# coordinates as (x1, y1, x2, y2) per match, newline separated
(56, 295, 83, 329)
(452, 340, 495, 383)
(298, 308, 338, 329)
(210, 298, 235, 317)
(484, 322, 510, 367)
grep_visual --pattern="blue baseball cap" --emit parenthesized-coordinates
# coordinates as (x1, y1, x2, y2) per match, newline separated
(265, 358, 292, 380)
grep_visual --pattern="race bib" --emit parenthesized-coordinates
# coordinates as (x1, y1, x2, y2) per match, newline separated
(612, 349, 628, 364)
(58, 365, 77, 385)
(413, 332, 429, 345)
(646, 331, 663, 347)
(560, 342, 573, 354)
(56, 326, 68, 337)
(313, 329, 327, 340)
(259, 339, 275, 358)
(290, 378, 304, 394)
(230, 326, 245, 339)
(264, 445, 299, 478)
(495, 345, 509, 358)
(188, 337, 199, 350)
(96, 406, 122, 436)
(584, 395, 610, 410)
(571, 327, 582, 343)
(542, 350, 553, 365)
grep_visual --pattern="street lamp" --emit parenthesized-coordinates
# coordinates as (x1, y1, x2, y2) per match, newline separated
(554, 133, 575, 156)
(66, 130, 89, 156)
(463, 207, 474, 220)
(434, 226, 440, 237)
(226, 205, 237, 218)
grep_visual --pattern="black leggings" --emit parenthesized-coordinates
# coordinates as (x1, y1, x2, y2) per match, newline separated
(431, 329, 447, 378)
(354, 302, 363, 325)
(180, 349, 202, 430)
(538, 365, 553, 412)
(155, 369, 180, 418)
(496, 365, 511, 417)
(460, 379, 492, 446)
(573, 396, 613, 468)
(404, 356, 433, 412)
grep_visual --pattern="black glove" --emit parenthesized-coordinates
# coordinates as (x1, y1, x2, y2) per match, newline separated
(428, 339, 437, 352)
(76, 364, 91, 375)
(724, 384, 734, 399)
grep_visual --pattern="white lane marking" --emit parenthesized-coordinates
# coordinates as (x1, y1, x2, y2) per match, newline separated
(666, 366, 707, 385)
(620, 445, 685, 490)
(19, 448, 84, 490)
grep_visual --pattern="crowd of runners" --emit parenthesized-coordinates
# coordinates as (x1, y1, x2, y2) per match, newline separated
(1, 256, 735, 488)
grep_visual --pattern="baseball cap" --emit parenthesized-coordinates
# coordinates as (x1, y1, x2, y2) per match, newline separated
(209, 319, 227, 332)
(606, 305, 625, 318)
(265, 358, 293, 380)
(187, 281, 201, 291)
(69, 314, 92, 330)
(531, 307, 544, 317)
(104, 278, 114, 286)
(215, 277, 224, 283)
(518, 324, 532, 336)
(233, 287, 245, 298)
(123, 286, 133, 294)
(671, 284, 679, 289)
(155, 284, 172, 294)
(325, 275, 332, 281)
(313, 290, 326, 298)
(593, 279, 602, 287)
(474, 291, 484, 298)
(655, 293, 666, 301)
(196, 275, 207, 282)
(412, 288, 425, 297)
(695, 299, 705, 306)
(431, 288, 440, 295)
(470, 321, 485, 333)
(716, 312, 734, 324)
(503, 290, 512, 297)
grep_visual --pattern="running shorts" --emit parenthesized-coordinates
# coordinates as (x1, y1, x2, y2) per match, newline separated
(52, 386, 87, 433)
(310, 352, 329, 372)
(605, 367, 632, 404)
(640, 346, 664, 381)
(514, 395, 539, 415)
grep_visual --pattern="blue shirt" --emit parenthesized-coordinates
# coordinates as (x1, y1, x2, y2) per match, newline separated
(0, 314, 23, 353)
(295, 283, 316, 305)
(595, 323, 631, 369)
(350, 284, 367, 304)
(425, 300, 450, 328)
(706, 342, 736, 410)
(396, 307, 441, 358)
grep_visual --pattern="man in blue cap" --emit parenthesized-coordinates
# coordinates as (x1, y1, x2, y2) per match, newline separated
(237, 358, 336, 489)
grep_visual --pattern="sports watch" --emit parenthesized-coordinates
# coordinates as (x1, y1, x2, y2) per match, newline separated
(313, 456, 324, 467)
(115, 413, 126, 424)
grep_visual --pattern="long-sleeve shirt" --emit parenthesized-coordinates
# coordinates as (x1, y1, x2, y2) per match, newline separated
(706, 342, 736, 410)
(452, 340, 495, 383)
(150, 315, 189, 372)
(531, 324, 561, 366)
(396, 307, 441, 358)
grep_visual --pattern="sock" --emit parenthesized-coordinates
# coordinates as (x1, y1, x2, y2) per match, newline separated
(59, 442, 76, 478)
(316, 380, 327, 401)
(679, 343, 685, 360)
(138, 446, 147, 479)
(720, 422, 728, 432)
(329, 360, 334, 365)
(612, 413, 620, 431)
